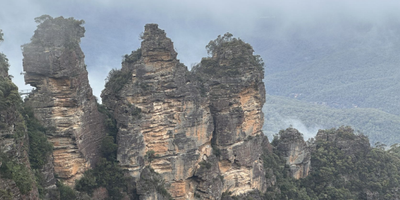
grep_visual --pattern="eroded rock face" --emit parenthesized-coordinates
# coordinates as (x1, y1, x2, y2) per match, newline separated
(102, 24, 214, 200)
(102, 26, 268, 199)
(0, 52, 39, 200)
(193, 33, 267, 196)
(23, 16, 106, 186)
(275, 128, 311, 179)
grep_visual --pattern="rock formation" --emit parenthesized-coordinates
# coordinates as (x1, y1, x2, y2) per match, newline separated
(315, 126, 370, 156)
(274, 128, 311, 179)
(102, 24, 215, 200)
(193, 33, 267, 196)
(102, 25, 267, 199)
(0, 41, 39, 199)
(22, 16, 106, 186)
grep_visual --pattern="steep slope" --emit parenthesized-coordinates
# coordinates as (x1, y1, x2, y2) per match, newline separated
(22, 16, 106, 186)
(102, 25, 268, 199)
(257, 127, 400, 200)
(102, 24, 215, 200)
(193, 33, 267, 196)
(0, 32, 39, 199)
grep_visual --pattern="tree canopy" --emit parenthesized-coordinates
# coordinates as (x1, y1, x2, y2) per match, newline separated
(29, 15, 85, 48)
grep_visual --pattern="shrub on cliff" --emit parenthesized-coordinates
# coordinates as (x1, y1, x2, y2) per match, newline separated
(0, 77, 20, 110)
(57, 181, 76, 200)
(22, 105, 53, 169)
(264, 127, 400, 199)
(0, 155, 34, 195)
(193, 32, 264, 77)
(76, 158, 128, 199)
(30, 15, 85, 48)
(104, 68, 131, 93)
(123, 48, 142, 64)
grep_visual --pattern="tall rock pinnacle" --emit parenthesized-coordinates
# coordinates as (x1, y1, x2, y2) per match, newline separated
(102, 24, 268, 199)
(102, 24, 215, 199)
(22, 15, 106, 186)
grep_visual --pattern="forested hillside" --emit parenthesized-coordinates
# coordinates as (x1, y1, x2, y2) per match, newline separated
(263, 94, 400, 146)
(254, 17, 400, 145)
(259, 127, 400, 200)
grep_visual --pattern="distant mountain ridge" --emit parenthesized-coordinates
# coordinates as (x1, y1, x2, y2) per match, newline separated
(253, 18, 400, 144)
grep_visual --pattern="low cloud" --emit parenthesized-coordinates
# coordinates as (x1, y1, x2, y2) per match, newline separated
(283, 118, 323, 140)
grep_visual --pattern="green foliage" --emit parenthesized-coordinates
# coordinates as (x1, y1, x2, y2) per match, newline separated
(145, 150, 156, 163)
(194, 32, 264, 77)
(75, 158, 128, 200)
(97, 103, 118, 138)
(57, 181, 77, 200)
(199, 160, 212, 169)
(0, 29, 3, 41)
(0, 53, 9, 76)
(0, 156, 34, 195)
(263, 127, 400, 199)
(30, 15, 85, 48)
(104, 68, 131, 93)
(264, 94, 400, 145)
(123, 48, 142, 64)
(21, 105, 53, 169)
(206, 32, 234, 55)
(78, 102, 135, 199)
(261, 140, 312, 200)
(0, 77, 20, 110)
(101, 135, 118, 161)
(212, 145, 221, 157)
(140, 167, 173, 200)
(300, 129, 400, 199)
(0, 189, 12, 200)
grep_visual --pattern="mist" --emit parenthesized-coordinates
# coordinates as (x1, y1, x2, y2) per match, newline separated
(283, 118, 323, 140)
(1, 0, 400, 100)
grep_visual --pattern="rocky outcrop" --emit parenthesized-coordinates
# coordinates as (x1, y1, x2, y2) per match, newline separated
(315, 126, 370, 160)
(22, 16, 106, 186)
(0, 46, 39, 199)
(274, 128, 311, 179)
(193, 33, 267, 196)
(102, 24, 214, 200)
(102, 26, 267, 199)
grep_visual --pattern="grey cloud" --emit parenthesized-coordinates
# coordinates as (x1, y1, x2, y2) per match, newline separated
(1, 0, 400, 99)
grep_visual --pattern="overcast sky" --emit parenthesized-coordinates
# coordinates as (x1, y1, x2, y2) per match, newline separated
(1, 0, 400, 99)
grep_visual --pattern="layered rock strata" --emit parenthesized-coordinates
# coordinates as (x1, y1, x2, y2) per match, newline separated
(23, 16, 105, 186)
(193, 33, 267, 196)
(102, 24, 214, 200)
(102, 25, 268, 199)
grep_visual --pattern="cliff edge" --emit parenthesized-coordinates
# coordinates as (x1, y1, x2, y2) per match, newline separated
(22, 15, 106, 186)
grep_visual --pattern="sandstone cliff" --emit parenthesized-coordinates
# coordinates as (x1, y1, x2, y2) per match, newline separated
(193, 33, 267, 196)
(102, 25, 267, 199)
(22, 16, 106, 186)
(0, 41, 39, 199)
(102, 24, 215, 200)
(274, 128, 311, 179)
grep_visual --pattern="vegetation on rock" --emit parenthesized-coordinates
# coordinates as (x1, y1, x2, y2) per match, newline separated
(22, 105, 53, 169)
(193, 32, 264, 77)
(30, 15, 85, 48)
(258, 127, 400, 200)
(0, 154, 34, 195)
(75, 158, 128, 200)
